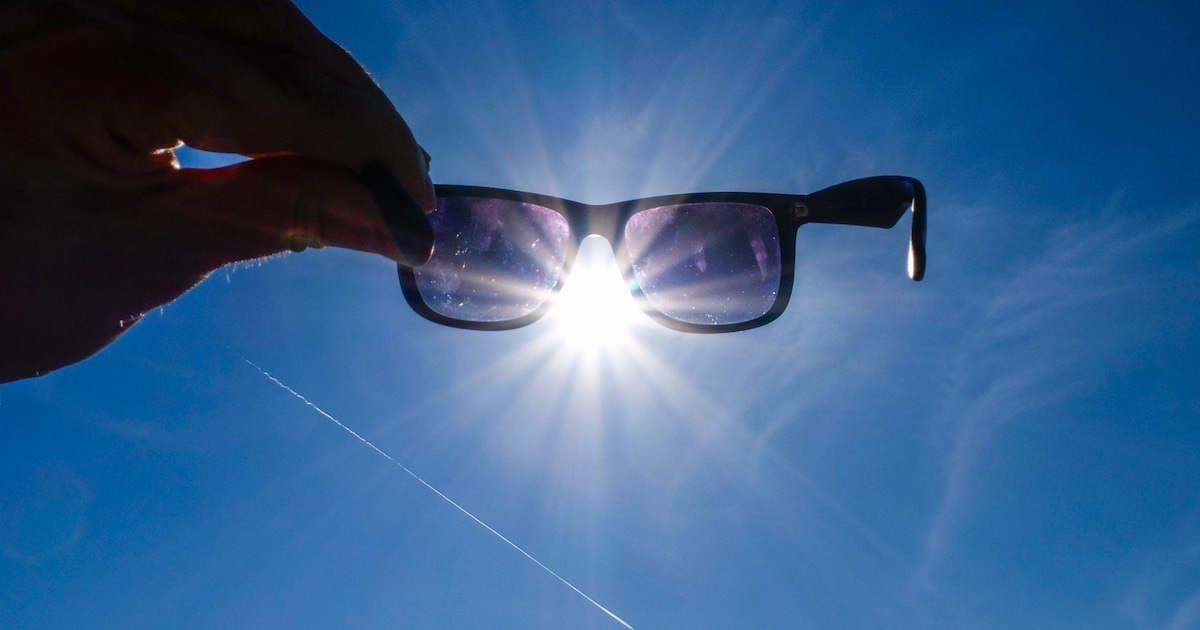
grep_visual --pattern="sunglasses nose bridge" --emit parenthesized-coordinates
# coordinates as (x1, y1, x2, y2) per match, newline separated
(569, 202, 623, 243)
(562, 203, 629, 282)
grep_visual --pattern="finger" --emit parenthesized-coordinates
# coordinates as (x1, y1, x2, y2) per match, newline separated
(82, 5, 435, 211)
(101, 0, 387, 99)
(136, 155, 416, 270)
(359, 160, 435, 266)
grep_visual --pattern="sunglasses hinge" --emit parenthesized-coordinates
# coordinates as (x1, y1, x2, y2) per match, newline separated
(791, 200, 808, 221)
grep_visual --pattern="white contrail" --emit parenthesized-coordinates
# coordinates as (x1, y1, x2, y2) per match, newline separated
(241, 358, 634, 630)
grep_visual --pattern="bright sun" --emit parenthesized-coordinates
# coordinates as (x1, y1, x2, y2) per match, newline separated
(547, 236, 643, 351)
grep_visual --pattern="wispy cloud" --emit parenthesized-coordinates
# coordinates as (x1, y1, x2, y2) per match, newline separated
(1122, 538, 1200, 630)
(915, 198, 1200, 591)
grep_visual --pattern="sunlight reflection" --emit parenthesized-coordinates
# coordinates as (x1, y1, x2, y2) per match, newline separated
(546, 236, 643, 352)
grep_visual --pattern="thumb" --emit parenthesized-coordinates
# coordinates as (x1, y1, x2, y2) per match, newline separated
(140, 156, 431, 271)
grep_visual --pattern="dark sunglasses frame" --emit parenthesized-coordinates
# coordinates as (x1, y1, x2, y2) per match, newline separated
(397, 176, 926, 333)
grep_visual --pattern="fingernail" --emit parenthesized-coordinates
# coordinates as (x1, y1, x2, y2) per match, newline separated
(360, 161, 434, 266)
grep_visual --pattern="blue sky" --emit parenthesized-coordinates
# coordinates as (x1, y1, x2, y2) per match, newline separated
(3, 0, 1199, 628)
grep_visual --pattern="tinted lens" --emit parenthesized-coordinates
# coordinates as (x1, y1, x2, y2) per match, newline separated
(414, 197, 571, 322)
(625, 203, 781, 325)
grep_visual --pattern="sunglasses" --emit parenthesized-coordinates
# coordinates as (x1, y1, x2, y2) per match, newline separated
(396, 176, 926, 333)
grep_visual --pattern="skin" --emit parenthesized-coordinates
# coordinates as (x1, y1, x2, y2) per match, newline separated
(0, 0, 435, 383)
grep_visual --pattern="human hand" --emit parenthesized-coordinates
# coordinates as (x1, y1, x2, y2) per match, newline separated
(0, 0, 434, 382)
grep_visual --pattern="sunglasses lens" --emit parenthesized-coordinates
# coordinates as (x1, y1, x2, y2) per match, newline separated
(414, 197, 571, 322)
(625, 203, 781, 325)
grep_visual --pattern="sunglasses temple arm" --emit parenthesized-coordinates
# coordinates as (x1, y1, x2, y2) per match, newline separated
(907, 181, 927, 281)
(803, 176, 927, 281)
